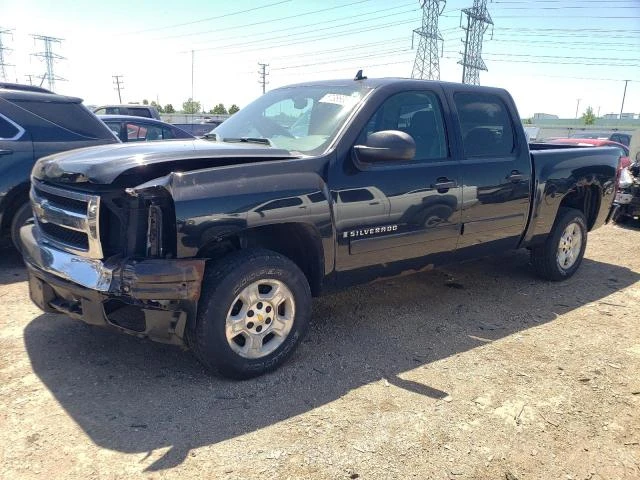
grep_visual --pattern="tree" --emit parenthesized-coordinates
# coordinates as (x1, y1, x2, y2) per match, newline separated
(229, 104, 240, 115)
(582, 106, 596, 125)
(182, 98, 201, 114)
(210, 103, 228, 115)
(142, 99, 149, 105)
(150, 101, 164, 113)
(164, 104, 175, 114)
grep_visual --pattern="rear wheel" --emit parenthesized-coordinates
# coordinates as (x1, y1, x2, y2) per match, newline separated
(531, 207, 587, 281)
(10, 201, 33, 253)
(188, 249, 311, 379)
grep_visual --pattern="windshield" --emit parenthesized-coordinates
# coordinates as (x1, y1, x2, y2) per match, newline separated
(210, 84, 370, 155)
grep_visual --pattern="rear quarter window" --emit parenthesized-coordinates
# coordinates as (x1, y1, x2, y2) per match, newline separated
(13, 100, 114, 140)
(0, 115, 22, 140)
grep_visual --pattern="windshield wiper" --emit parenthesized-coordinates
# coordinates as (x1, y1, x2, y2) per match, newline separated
(221, 137, 272, 146)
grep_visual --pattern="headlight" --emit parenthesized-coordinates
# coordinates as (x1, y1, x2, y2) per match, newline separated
(146, 204, 163, 257)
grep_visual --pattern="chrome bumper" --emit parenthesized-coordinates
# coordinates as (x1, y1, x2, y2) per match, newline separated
(20, 223, 113, 291)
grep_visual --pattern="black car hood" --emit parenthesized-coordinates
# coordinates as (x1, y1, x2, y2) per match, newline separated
(32, 140, 298, 185)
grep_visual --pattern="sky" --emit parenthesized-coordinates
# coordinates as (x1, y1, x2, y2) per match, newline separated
(1, 0, 639, 118)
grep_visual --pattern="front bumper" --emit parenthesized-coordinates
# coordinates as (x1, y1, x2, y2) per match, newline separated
(21, 224, 205, 345)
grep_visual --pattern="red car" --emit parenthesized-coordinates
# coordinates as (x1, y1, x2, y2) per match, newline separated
(548, 138, 630, 169)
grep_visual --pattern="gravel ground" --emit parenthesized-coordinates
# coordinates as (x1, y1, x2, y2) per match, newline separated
(1, 224, 639, 480)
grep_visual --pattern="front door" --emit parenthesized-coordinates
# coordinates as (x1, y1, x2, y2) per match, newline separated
(331, 89, 462, 281)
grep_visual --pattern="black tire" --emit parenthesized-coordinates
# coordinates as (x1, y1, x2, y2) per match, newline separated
(187, 248, 312, 379)
(530, 207, 587, 281)
(613, 210, 630, 224)
(10, 201, 33, 253)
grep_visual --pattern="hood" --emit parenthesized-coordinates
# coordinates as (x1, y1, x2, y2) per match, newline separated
(32, 140, 297, 185)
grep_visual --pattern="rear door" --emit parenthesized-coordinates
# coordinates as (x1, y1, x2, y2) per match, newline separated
(446, 89, 532, 255)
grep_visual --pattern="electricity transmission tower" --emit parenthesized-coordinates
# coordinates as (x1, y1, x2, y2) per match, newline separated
(0, 28, 14, 82)
(258, 62, 269, 94)
(31, 34, 65, 91)
(113, 75, 124, 103)
(458, 0, 493, 85)
(411, 0, 446, 80)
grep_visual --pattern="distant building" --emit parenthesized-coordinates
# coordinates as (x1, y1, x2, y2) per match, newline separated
(533, 113, 559, 120)
(603, 113, 618, 119)
(620, 112, 636, 120)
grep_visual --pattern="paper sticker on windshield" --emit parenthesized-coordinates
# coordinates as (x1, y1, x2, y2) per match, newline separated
(319, 93, 359, 106)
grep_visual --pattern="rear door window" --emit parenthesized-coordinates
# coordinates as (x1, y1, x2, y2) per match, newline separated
(454, 93, 515, 158)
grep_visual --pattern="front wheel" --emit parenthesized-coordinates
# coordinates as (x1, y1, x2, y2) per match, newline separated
(530, 207, 587, 281)
(188, 249, 311, 379)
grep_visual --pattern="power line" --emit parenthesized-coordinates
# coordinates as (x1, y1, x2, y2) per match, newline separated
(0, 28, 14, 82)
(166, 0, 385, 41)
(258, 62, 269, 94)
(189, 8, 418, 53)
(31, 34, 65, 91)
(459, 0, 493, 85)
(271, 47, 413, 72)
(412, 0, 446, 81)
(126, 0, 292, 35)
(113, 75, 124, 103)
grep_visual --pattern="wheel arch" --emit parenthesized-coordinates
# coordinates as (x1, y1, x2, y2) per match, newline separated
(558, 184, 601, 231)
(197, 222, 326, 297)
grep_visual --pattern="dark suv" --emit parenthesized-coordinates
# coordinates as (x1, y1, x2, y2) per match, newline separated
(0, 83, 119, 249)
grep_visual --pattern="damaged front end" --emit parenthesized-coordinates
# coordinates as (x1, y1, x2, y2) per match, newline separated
(614, 163, 640, 222)
(22, 177, 204, 345)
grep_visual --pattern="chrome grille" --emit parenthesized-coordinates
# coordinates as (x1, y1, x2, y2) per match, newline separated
(31, 181, 103, 259)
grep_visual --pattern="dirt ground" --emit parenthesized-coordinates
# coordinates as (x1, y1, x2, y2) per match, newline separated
(1, 223, 639, 480)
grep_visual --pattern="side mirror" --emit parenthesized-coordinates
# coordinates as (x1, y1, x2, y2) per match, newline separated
(354, 130, 416, 163)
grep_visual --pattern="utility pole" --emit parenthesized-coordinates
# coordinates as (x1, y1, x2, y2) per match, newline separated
(191, 50, 194, 104)
(112, 75, 124, 103)
(620, 80, 630, 120)
(575, 98, 581, 119)
(258, 62, 269, 94)
(31, 35, 65, 91)
(411, 0, 446, 80)
(459, 0, 493, 85)
(0, 28, 14, 82)
(25, 75, 34, 85)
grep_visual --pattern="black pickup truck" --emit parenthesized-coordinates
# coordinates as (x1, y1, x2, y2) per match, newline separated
(21, 78, 620, 378)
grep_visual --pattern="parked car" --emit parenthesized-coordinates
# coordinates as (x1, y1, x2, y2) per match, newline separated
(173, 122, 222, 138)
(0, 82, 119, 250)
(570, 131, 632, 147)
(22, 78, 620, 379)
(546, 138, 630, 168)
(93, 104, 161, 120)
(98, 115, 194, 142)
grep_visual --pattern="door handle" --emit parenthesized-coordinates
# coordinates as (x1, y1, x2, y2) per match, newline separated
(432, 178, 457, 191)
(369, 201, 380, 205)
(507, 170, 524, 182)
(0, 149, 13, 156)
